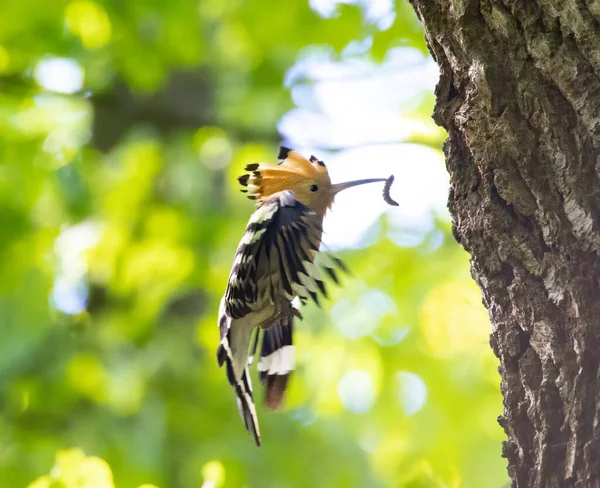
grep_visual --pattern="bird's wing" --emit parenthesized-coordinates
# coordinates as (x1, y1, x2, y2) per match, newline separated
(224, 190, 344, 318)
(217, 298, 261, 446)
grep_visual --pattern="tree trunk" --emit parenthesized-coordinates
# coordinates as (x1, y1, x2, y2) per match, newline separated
(408, 1, 600, 486)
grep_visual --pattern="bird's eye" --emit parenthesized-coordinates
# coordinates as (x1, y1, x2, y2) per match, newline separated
(310, 184, 318, 192)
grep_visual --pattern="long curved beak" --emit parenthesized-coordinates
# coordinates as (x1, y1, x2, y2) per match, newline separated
(330, 178, 388, 195)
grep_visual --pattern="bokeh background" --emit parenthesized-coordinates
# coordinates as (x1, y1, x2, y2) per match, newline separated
(0, 0, 508, 486)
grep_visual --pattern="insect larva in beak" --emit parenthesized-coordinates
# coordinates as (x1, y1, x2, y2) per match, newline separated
(383, 175, 399, 206)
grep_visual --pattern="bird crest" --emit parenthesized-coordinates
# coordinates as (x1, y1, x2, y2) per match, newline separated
(238, 146, 332, 206)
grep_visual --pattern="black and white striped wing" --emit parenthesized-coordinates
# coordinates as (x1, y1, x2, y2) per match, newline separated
(224, 190, 336, 316)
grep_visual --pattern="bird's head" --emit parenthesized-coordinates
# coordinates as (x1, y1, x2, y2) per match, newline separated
(238, 146, 388, 214)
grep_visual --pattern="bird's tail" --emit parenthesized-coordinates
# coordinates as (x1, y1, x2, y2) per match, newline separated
(217, 312, 261, 446)
(257, 318, 295, 410)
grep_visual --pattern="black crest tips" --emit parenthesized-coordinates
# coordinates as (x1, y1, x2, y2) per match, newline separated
(278, 146, 292, 160)
(310, 155, 326, 167)
(238, 174, 250, 186)
(245, 163, 259, 171)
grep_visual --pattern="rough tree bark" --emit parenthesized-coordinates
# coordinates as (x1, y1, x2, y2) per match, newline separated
(408, 1, 600, 487)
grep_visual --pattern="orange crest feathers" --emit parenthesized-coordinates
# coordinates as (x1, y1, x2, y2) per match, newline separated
(238, 146, 331, 203)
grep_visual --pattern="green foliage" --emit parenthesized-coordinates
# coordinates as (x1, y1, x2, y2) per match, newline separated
(0, 0, 508, 487)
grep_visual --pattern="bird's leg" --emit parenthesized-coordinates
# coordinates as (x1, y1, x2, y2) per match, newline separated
(288, 304, 303, 321)
(257, 300, 302, 330)
(276, 300, 303, 322)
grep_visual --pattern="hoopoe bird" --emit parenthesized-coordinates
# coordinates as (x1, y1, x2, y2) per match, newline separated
(217, 146, 392, 446)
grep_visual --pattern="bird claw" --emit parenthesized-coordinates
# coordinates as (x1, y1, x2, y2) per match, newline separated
(290, 307, 303, 321)
(260, 305, 303, 329)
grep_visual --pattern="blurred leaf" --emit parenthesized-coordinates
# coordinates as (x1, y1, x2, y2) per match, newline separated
(27, 449, 115, 488)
